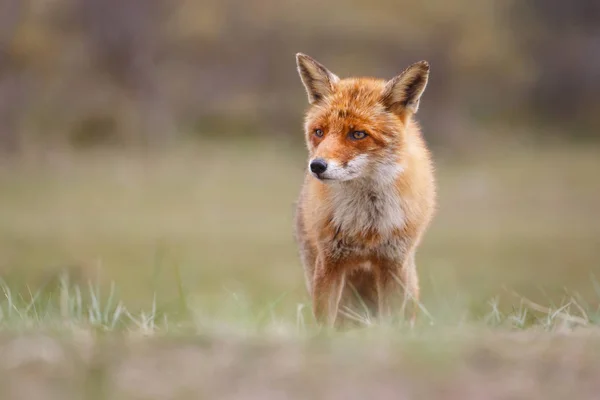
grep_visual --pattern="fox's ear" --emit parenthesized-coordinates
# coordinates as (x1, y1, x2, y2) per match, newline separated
(296, 53, 340, 104)
(382, 61, 430, 114)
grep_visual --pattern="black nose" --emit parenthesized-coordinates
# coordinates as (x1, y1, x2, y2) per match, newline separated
(310, 158, 328, 174)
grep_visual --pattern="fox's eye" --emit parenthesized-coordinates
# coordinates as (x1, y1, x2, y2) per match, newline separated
(350, 131, 367, 140)
(314, 129, 324, 138)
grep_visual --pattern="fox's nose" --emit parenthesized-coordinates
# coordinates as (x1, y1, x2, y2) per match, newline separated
(310, 158, 328, 174)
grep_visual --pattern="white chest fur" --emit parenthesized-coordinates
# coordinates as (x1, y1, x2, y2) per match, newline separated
(329, 173, 405, 237)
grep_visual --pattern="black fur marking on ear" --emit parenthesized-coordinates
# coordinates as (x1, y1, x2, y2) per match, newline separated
(402, 74, 425, 107)
(298, 63, 320, 100)
(297, 63, 320, 102)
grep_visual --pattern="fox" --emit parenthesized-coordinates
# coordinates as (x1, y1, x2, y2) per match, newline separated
(293, 53, 436, 328)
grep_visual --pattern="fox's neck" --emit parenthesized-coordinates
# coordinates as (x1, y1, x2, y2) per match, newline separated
(328, 160, 405, 236)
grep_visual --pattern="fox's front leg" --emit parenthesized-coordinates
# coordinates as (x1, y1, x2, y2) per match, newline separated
(374, 251, 420, 326)
(311, 256, 345, 327)
(374, 266, 394, 323)
(401, 252, 420, 326)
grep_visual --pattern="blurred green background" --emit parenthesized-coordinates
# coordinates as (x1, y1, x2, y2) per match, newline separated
(0, 0, 599, 319)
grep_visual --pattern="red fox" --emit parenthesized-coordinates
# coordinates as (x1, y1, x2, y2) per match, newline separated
(294, 53, 436, 327)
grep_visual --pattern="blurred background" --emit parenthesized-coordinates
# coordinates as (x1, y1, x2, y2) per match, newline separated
(0, 0, 599, 319)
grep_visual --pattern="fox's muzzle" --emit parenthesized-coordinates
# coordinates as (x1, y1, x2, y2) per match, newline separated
(308, 154, 371, 182)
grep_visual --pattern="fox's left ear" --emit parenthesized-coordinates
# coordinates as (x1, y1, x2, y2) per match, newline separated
(382, 61, 430, 114)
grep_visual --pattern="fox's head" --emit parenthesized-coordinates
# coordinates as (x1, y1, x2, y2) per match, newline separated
(296, 53, 429, 183)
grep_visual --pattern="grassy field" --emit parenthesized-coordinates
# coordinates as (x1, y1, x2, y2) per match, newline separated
(0, 139, 599, 398)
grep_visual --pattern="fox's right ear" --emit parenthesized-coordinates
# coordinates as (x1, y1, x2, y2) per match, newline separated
(296, 53, 339, 104)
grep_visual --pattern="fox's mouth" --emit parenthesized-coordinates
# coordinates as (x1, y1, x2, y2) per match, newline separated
(311, 171, 358, 182)
(312, 172, 333, 181)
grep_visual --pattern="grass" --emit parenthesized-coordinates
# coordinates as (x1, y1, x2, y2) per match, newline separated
(0, 276, 600, 399)
(0, 139, 599, 398)
(1, 271, 598, 334)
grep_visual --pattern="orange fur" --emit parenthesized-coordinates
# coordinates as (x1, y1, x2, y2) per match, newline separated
(294, 53, 436, 327)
